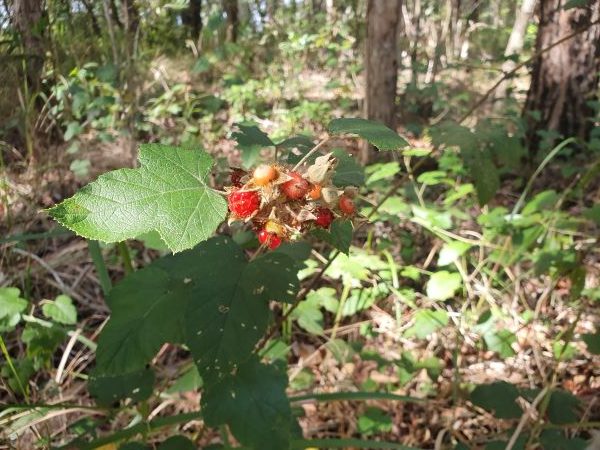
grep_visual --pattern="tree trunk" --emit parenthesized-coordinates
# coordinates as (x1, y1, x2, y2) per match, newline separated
(11, 0, 45, 92)
(495, 0, 537, 103)
(362, 0, 401, 164)
(182, 0, 203, 40)
(224, 0, 239, 42)
(523, 0, 600, 152)
(81, 0, 102, 35)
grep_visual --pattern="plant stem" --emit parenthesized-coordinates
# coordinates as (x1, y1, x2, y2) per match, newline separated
(330, 284, 351, 341)
(117, 241, 134, 274)
(87, 240, 112, 296)
(0, 334, 29, 402)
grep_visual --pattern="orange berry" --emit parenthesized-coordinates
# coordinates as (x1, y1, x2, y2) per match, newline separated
(308, 184, 322, 200)
(253, 164, 278, 186)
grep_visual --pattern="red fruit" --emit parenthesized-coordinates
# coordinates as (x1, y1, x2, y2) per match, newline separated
(257, 229, 282, 249)
(228, 189, 260, 218)
(253, 164, 278, 186)
(230, 168, 246, 187)
(281, 172, 310, 200)
(339, 195, 355, 215)
(315, 207, 334, 228)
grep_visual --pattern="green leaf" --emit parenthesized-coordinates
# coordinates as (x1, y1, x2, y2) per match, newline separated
(404, 309, 449, 339)
(326, 338, 356, 364)
(0, 287, 28, 319)
(0, 287, 28, 330)
(311, 219, 352, 254)
(89, 367, 154, 405)
(332, 148, 365, 187)
(328, 118, 409, 151)
(563, 0, 591, 10)
(483, 329, 516, 358)
(166, 365, 203, 394)
(21, 323, 65, 369)
(547, 389, 581, 424)
(202, 358, 292, 450)
(437, 241, 471, 266)
(95, 237, 299, 381)
(157, 436, 196, 450)
(120, 443, 151, 450)
(365, 162, 401, 185)
(185, 242, 299, 384)
(232, 123, 274, 169)
(582, 331, 600, 354)
(357, 407, 393, 436)
(291, 295, 324, 335)
(426, 271, 462, 301)
(539, 429, 587, 450)
(461, 144, 499, 206)
(48, 145, 227, 253)
(42, 295, 77, 325)
(470, 381, 521, 419)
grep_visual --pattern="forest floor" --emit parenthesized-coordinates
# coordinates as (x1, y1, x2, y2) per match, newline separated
(1, 58, 599, 449)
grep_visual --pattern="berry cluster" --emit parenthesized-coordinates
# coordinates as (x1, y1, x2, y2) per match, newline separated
(226, 154, 356, 249)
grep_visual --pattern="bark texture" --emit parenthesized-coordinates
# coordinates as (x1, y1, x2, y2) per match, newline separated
(362, 0, 401, 163)
(11, 0, 45, 91)
(524, 0, 600, 152)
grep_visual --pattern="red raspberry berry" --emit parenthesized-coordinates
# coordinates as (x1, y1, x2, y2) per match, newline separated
(339, 195, 355, 215)
(257, 229, 282, 249)
(281, 171, 310, 200)
(228, 189, 260, 218)
(315, 207, 334, 228)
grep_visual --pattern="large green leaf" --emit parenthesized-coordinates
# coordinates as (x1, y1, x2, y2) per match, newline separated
(48, 145, 227, 253)
(88, 367, 155, 405)
(332, 148, 365, 187)
(232, 123, 274, 168)
(202, 358, 292, 450)
(470, 381, 521, 419)
(311, 219, 353, 254)
(328, 118, 409, 151)
(186, 249, 300, 383)
(95, 237, 299, 379)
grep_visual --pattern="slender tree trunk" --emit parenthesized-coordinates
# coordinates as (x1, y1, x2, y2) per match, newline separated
(81, 0, 101, 35)
(182, 0, 202, 40)
(224, 0, 238, 42)
(362, 0, 401, 164)
(11, 0, 45, 92)
(523, 0, 600, 152)
(109, 0, 122, 28)
(495, 0, 537, 103)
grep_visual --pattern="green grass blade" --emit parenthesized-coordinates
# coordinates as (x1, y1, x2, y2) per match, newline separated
(289, 391, 424, 403)
(292, 438, 424, 449)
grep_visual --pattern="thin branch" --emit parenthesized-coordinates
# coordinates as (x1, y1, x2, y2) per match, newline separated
(457, 18, 600, 125)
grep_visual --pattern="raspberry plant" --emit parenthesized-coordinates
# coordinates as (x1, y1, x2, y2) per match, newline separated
(46, 118, 410, 449)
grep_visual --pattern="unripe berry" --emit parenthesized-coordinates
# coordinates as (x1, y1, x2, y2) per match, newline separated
(265, 220, 285, 237)
(281, 171, 310, 200)
(339, 195, 355, 215)
(228, 189, 260, 218)
(314, 207, 334, 228)
(253, 164, 278, 186)
(308, 184, 322, 200)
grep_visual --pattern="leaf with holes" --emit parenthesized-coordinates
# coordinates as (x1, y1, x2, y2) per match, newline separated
(328, 118, 408, 150)
(202, 357, 292, 450)
(186, 248, 300, 384)
(89, 367, 155, 405)
(47, 145, 227, 253)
